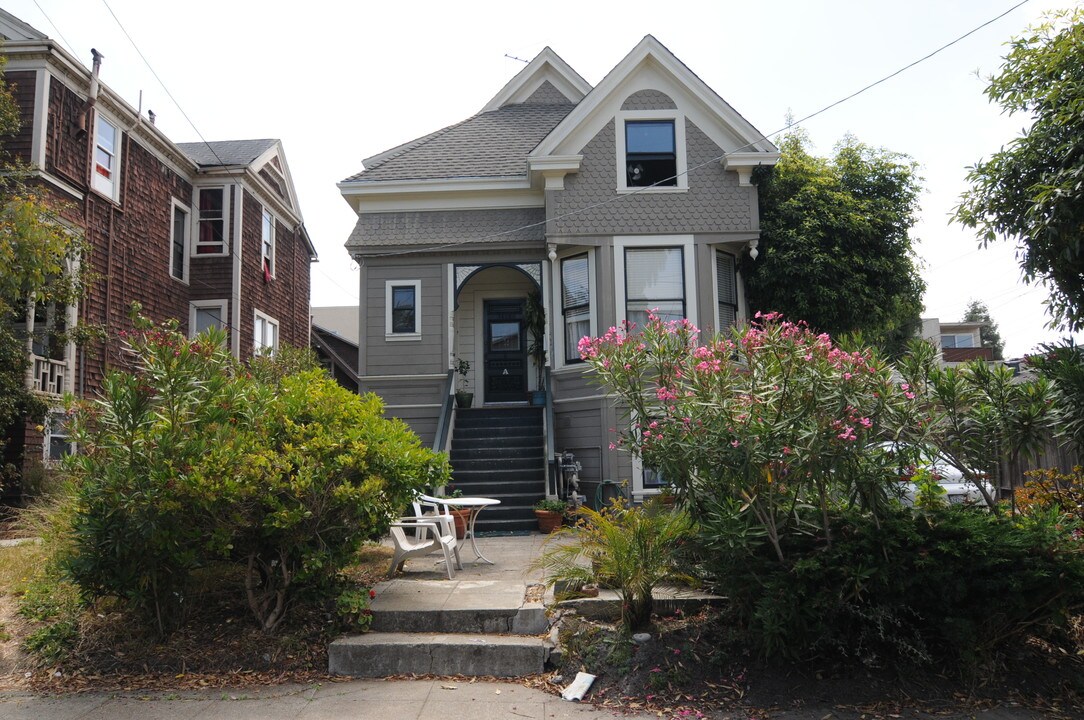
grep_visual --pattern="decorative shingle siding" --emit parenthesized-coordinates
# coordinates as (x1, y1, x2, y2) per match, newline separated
(347, 208, 546, 251)
(619, 89, 677, 111)
(522, 80, 570, 106)
(550, 118, 755, 236)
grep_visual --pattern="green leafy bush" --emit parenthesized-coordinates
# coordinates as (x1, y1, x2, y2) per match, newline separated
(63, 319, 447, 634)
(710, 506, 1084, 666)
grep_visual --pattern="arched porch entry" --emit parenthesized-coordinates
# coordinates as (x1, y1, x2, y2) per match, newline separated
(452, 262, 543, 405)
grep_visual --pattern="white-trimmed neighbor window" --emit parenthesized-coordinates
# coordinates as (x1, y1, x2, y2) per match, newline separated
(715, 250, 739, 332)
(92, 113, 121, 200)
(385, 280, 421, 339)
(261, 207, 275, 278)
(44, 411, 74, 463)
(170, 199, 190, 282)
(195, 187, 229, 255)
(561, 253, 591, 363)
(189, 299, 227, 338)
(254, 311, 279, 355)
(942, 333, 976, 349)
(616, 111, 687, 193)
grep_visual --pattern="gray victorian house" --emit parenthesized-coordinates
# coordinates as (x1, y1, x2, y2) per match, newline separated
(339, 36, 777, 531)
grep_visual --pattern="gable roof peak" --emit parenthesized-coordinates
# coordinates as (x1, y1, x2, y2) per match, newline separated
(480, 46, 591, 113)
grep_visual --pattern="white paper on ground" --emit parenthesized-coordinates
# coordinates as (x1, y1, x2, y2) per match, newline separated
(560, 671, 596, 702)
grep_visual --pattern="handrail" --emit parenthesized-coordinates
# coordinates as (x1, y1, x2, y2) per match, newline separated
(544, 366, 558, 497)
(432, 369, 456, 453)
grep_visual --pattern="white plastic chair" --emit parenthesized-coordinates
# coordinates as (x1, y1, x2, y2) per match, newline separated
(387, 495, 462, 579)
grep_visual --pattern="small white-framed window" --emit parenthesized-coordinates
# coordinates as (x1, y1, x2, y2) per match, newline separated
(44, 411, 74, 463)
(385, 280, 421, 340)
(560, 253, 592, 364)
(189, 299, 228, 338)
(170, 199, 190, 282)
(614, 235, 697, 329)
(616, 110, 687, 193)
(92, 112, 121, 200)
(254, 310, 279, 355)
(715, 250, 739, 332)
(261, 206, 275, 279)
(194, 187, 229, 256)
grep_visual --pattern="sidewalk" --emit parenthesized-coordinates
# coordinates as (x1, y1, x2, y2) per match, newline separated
(0, 678, 660, 719)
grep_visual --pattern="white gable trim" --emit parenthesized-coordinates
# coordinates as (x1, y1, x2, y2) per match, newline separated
(481, 47, 592, 112)
(531, 35, 777, 162)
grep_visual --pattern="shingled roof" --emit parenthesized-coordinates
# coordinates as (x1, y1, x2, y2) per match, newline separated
(342, 102, 575, 183)
(176, 138, 278, 168)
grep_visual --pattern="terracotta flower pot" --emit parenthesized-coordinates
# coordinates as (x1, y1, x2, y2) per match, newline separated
(534, 509, 563, 534)
(449, 508, 471, 539)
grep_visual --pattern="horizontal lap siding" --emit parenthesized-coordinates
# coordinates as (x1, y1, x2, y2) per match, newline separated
(365, 262, 445, 376)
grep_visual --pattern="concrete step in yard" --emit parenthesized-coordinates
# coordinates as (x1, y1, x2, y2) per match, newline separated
(329, 632, 548, 677)
(329, 579, 551, 678)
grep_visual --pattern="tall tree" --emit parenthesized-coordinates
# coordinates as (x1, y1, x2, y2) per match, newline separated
(954, 9, 1084, 331)
(962, 299, 1005, 360)
(744, 130, 925, 357)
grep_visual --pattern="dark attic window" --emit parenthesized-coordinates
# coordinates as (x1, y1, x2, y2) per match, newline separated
(625, 120, 676, 187)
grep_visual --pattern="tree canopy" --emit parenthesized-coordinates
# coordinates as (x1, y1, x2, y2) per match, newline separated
(954, 9, 1084, 331)
(962, 299, 1005, 360)
(745, 130, 925, 356)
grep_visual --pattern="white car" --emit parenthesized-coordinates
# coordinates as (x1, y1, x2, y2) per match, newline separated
(876, 443, 992, 507)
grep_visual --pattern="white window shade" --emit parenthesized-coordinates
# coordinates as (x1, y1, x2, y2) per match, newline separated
(625, 248, 684, 325)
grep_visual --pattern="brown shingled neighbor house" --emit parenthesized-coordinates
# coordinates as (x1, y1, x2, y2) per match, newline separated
(0, 9, 316, 503)
(338, 37, 777, 532)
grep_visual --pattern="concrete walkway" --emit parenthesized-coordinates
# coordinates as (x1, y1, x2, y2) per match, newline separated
(0, 679, 656, 719)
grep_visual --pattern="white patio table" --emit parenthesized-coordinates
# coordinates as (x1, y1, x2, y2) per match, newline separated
(436, 496, 500, 564)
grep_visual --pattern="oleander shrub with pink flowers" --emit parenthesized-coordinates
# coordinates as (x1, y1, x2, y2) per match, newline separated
(580, 311, 925, 562)
(580, 313, 1084, 665)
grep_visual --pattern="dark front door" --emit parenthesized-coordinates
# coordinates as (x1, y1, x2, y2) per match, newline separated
(483, 299, 527, 403)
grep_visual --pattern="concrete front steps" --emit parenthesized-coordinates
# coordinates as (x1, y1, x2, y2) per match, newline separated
(329, 579, 552, 678)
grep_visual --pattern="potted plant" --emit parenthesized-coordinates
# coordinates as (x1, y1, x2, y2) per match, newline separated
(525, 290, 547, 405)
(439, 485, 471, 539)
(534, 497, 567, 534)
(453, 356, 473, 408)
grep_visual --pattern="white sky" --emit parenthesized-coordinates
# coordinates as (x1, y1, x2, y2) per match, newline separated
(4, 0, 1079, 358)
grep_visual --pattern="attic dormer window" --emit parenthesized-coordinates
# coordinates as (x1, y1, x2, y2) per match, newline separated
(625, 120, 676, 187)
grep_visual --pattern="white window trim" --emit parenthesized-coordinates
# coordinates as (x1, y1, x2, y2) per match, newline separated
(91, 111, 122, 202)
(261, 206, 276, 279)
(552, 248, 597, 370)
(712, 247, 742, 333)
(615, 110, 688, 194)
(169, 198, 191, 284)
(189, 299, 228, 339)
(192, 185, 231, 258)
(385, 279, 422, 341)
(43, 409, 75, 465)
(614, 235, 698, 328)
(254, 309, 280, 355)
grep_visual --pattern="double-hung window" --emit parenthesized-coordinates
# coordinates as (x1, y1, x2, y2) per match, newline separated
(92, 114, 120, 200)
(261, 207, 275, 278)
(195, 187, 228, 255)
(254, 311, 279, 355)
(189, 299, 227, 338)
(625, 120, 676, 187)
(716, 251, 738, 332)
(561, 254, 591, 363)
(385, 280, 421, 339)
(170, 200, 190, 282)
(624, 247, 685, 328)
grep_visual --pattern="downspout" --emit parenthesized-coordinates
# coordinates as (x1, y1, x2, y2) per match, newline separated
(79, 49, 103, 398)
